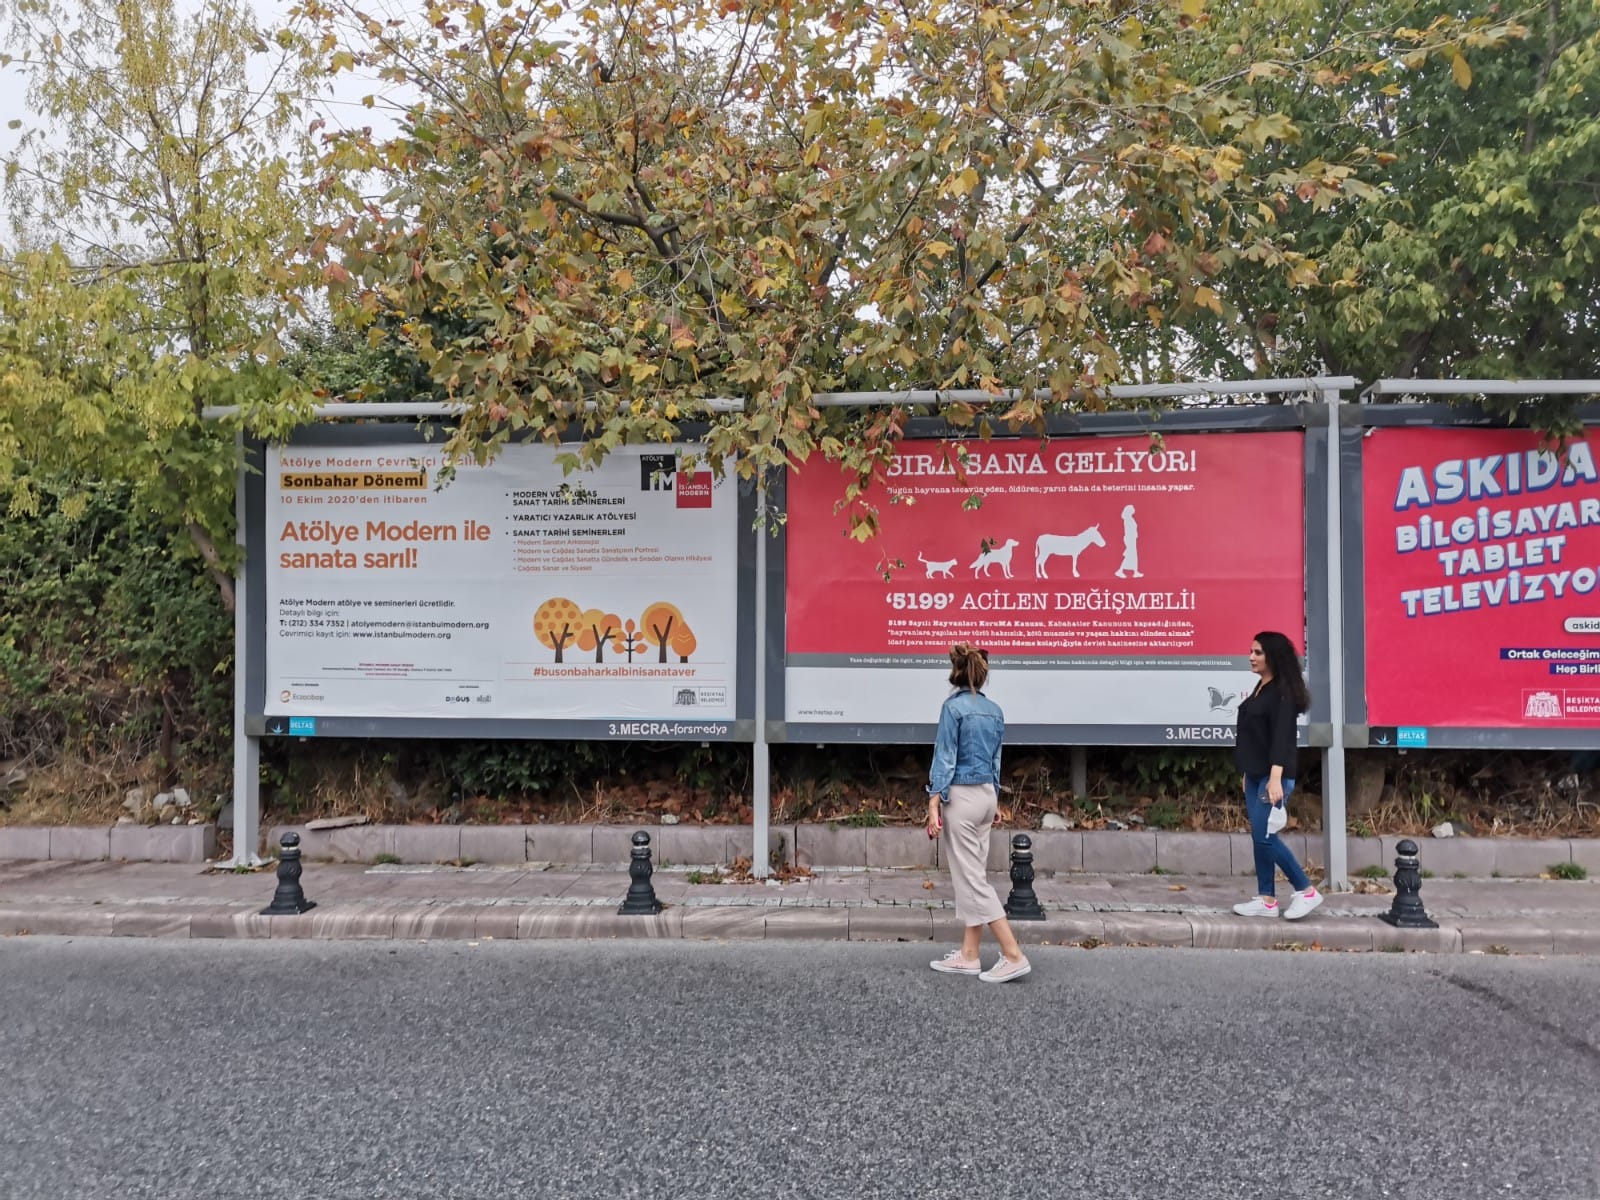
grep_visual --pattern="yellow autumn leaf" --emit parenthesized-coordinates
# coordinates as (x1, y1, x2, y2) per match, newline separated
(1449, 52, 1472, 90)
(925, 240, 955, 259)
(1193, 286, 1222, 314)
(1180, 0, 1207, 17)
(630, 362, 659, 383)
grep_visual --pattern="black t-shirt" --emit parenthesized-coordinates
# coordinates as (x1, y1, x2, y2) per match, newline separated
(1233, 677, 1299, 777)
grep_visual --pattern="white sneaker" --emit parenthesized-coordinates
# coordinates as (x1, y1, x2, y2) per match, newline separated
(1232, 896, 1280, 918)
(929, 949, 982, 975)
(978, 955, 1031, 984)
(1283, 888, 1323, 921)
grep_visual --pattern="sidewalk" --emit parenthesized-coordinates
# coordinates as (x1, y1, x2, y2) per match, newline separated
(1, 858, 1596, 954)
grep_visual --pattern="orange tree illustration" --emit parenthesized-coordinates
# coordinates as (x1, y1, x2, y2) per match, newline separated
(640, 601, 686, 663)
(576, 607, 623, 663)
(616, 618, 646, 663)
(532, 597, 581, 662)
(669, 624, 697, 664)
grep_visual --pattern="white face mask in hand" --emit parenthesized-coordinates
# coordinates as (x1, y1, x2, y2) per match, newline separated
(1266, 804, 1288, 835)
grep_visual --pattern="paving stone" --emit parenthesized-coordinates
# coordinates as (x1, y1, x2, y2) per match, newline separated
(865, 828, 937, 869)
(680, 908, 767, 940)
(1459, 920, 1554, 955)
(795, 824, 868, 868)
(48, 827, 111, 862)
(110, 911, 193, 938)
(1371, 925, 1463, 954)
(1081, 832, 1156, 874)
(725, 825, 796, 868)
(1345, 837, 1383, 875)
(1566, 839, 1600, 876)
(654, 825, 729, 867)
(1550, 925, 1600, 955)
(1187, 915, 1283, 950)
(472, 909, 524, 940)
(848, 907, 933, 941)
(1399, 836, 1497, 879)
(384, 907, 476, 939)
(109, 824, 217, 864)
(1493, 838, 1573, 878)
(391, 827, 462, 866)
(762, 909, 850, 940)
(0, 828, 51, 861)
(517, 908, 682, 939)
(1099, 913, 1193, 947)
(459, 826, 529, 864)
(528, 825, 598, 864)
(0, 907, 116, 936)
(1154, 832, 1230, 876)
(327, 828, 397, 864)
(190, 912, 274, 939)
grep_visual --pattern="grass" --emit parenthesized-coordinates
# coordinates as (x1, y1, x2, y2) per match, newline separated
(1452, 871, 1467, 879)
(685, 868, 725, 885)
(1421, 869, 1435, 879)
(1378, 944, 1405, 953)
(1148, 865, 1171, 875)
(1485, 944, 1511, 956)
(1355, 864, 1389, 879)
(372, 852, 402, 865)
(842, 809, 884, 828)
(1549, 862, 1588, 880)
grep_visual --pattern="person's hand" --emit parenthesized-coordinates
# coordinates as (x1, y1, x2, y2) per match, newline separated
(1267, 778, 1284, 804)
(926, 802, 942, 839)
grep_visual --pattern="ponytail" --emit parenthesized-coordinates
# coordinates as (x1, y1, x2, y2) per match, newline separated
(948, 643, 990, 693)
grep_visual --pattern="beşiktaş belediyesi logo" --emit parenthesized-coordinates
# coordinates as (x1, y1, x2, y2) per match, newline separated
(640, 454, 676, 491)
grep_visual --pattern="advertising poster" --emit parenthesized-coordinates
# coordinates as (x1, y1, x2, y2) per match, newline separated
(264, 441, 738, 736)
(1363, 426, 1600, 732)
(784, 432, 1306, 737)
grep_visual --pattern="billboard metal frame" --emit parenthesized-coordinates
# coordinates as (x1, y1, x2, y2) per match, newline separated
(1345, 388, 1600, 751)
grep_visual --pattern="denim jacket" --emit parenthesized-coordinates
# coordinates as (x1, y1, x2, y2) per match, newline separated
(927, 689, 1005, 802)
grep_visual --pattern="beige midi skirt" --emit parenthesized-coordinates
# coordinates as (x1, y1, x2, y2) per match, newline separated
(943, 783, 1005, 926)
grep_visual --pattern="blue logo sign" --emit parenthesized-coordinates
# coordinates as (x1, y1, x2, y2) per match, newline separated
(1397, 726, 1428, 748)
(288, 717, 318, 737)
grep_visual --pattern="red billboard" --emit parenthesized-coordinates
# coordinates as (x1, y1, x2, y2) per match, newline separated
(784, 432, 1306, 732)
(1363, 426, 1600, 728)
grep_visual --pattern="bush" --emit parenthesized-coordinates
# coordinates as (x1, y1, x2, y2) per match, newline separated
(0, 479, 230, 794)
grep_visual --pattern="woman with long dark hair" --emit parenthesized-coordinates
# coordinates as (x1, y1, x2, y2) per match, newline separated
(1232, 630, 1322, 921)
(925, 643, 1030, 982)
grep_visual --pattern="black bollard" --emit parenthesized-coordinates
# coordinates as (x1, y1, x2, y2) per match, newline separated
(260, 832, 317, 916)
(618, 830, 663, 916)
(1378, 838, 1437, 928)
(1003, 833, 1046, 921)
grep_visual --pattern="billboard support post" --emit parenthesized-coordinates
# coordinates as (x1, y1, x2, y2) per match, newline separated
(1070, 747, 1087, 799)
(226, 429, 264, 868)
(1320, 388, 1349, 892)
(752, 472, 771, 878)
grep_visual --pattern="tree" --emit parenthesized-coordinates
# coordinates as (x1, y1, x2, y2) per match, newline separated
(301, 0, 1377, 535)
(1124, 0, 1594, 413)
(533, 596, 580, 662)
(669, 623, 697, 664)
(0, 0, 326, 606)
(639, 601, 685, 664)
(575, 607, 622, 663)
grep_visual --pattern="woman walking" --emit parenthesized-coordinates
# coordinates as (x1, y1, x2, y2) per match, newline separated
(925, 644, 1031, 982)
(1233, 630, 1322, 920)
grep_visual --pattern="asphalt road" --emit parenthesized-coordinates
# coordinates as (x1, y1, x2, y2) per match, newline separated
(1, 938, 1597, 1200)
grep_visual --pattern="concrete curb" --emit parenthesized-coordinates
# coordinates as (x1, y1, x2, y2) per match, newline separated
(0, 824, 218, 863)
(4, 900, 1597, 955)
(241, 824, 1600, 880)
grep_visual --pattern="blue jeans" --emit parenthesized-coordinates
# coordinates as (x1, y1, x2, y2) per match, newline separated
(1244, 774, 1310, 898)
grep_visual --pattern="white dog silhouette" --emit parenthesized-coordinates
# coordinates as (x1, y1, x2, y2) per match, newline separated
(969, 538, 1020, 579)
(918, 552, 957, 579)
(1035, 526, 1106, 578)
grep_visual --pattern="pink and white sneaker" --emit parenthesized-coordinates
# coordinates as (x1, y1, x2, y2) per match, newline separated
(1283, 887, 1323, 921)
(930, 950, 982, 975)
(1232, 896, 1280, 918)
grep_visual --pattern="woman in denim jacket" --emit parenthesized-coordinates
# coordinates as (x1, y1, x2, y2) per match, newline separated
(925, 644, 1031, 982)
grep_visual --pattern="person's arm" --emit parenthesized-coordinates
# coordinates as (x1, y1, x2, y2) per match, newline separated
(1267, 686, 1297, 802)
(928, 701, 958, 803)
(992, 714, 1004, 783)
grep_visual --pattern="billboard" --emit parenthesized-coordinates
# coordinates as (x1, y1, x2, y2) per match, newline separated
(1362, 425, 1600, 732)
(260, 439, 741, 738)
(783, 431, 1307, 740)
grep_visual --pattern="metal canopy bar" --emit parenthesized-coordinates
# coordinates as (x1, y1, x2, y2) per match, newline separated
(809, 378, 1356, 407)
(1365, 379, 1600, 398)
(200, 398, 747, 421)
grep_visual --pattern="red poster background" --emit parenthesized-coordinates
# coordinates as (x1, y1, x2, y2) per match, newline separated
(786, 432, 1305, 661)
(1363, 426, 1600, 727)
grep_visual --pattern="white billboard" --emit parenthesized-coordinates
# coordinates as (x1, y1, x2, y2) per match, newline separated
(264, 441, 738, 729)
